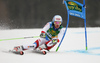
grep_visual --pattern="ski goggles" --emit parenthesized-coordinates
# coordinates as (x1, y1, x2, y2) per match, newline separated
(54, 21, 61, 25)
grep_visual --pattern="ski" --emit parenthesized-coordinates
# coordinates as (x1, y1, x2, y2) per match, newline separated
(35, 50, 47, 55)
(9, 50, 24, 55)
(8, 50, 47, 55)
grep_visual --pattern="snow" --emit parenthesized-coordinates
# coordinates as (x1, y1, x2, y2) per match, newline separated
(0, 27, 100, 63)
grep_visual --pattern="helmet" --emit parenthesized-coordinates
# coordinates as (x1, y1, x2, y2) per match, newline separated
(52, 15, 63, 24)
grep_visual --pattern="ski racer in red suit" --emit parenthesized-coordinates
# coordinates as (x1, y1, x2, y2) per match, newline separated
(13, 15, 65, 54)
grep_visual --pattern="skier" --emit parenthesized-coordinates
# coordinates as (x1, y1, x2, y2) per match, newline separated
(12, 15, 64, 55)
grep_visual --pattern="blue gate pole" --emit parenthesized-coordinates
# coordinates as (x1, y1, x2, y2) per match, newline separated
(56, 1, 70, 52)
(83, 0, 87, 50)
(56, 11, 69, 52)
(84, 19, 87, 50)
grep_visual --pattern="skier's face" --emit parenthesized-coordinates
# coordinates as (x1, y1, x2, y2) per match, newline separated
(54, 21, 61, 28)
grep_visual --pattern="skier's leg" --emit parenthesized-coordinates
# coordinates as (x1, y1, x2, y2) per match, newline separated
(12, 38, 48, 52)
(38, 39, 59, 51)
(22, 38, 48, 50)
(22, 39, 39, 50)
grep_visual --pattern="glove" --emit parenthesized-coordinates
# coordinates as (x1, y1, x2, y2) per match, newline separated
(52, 39, 59, 45)
(40, 31, 46, 38)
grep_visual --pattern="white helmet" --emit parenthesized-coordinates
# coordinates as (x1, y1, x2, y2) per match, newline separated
(52, 15, 63, 24)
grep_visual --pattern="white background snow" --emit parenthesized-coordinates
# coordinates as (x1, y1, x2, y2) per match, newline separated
(0, 27, 100, 63)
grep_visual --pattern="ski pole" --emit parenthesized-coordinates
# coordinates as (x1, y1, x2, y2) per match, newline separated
(0, 36, 40, 41)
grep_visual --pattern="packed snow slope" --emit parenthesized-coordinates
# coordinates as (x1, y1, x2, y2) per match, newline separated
(0, 27, 100, 63)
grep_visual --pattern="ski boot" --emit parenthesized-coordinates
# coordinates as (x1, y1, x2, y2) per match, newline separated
(39, 47, 47, 55)
(10, 46, 24, 55)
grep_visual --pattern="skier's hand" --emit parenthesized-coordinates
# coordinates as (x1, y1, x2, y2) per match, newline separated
(40, 31, 46, 38)
(52, 39, 59, 45)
